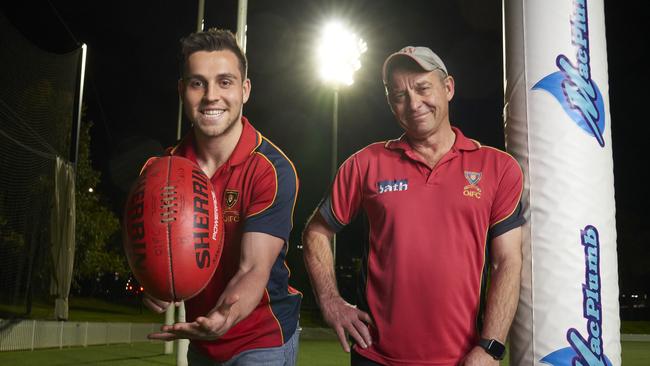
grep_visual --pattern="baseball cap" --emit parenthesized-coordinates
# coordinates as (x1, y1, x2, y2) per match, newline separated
(382, 46, 448, 84)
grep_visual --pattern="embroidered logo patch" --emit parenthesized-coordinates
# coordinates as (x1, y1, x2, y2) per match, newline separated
(463, 171, 482, 199)
(225, 189, 239, 209)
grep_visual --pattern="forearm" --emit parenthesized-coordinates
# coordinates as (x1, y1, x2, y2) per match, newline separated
(218, 266, 270, 325)
(481, 249, 522, 342)
(216, 231, 284, 327)
(303, 220, 374, 351)
(302, 223, 340, 305)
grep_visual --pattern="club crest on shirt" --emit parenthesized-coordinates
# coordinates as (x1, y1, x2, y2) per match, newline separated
(377, 179, 408, 194)
(224, 189, 241, 223)
(225, 189, 239, 209)
(463, 171, 482, 199)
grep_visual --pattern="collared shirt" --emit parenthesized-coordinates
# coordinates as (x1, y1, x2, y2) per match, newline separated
(170, 117, 301, 361)
(320, 127, 524, 365)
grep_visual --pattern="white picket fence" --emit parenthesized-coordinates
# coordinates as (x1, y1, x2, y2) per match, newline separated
(0, 319, 162, 351)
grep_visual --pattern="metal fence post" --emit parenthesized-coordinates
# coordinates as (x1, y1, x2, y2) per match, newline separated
(31, 320, 36, 351)
(59, 321, 63, 349)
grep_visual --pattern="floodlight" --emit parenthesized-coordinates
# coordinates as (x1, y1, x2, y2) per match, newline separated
(317, 21, 367, 86)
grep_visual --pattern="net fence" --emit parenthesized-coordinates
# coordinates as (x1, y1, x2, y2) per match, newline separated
(0, 13, 81, 316)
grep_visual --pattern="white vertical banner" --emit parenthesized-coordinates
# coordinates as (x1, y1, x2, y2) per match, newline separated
(503, 0, 620, 365)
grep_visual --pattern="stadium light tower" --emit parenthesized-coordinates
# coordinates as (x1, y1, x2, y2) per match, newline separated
(316, 21, 367, 263)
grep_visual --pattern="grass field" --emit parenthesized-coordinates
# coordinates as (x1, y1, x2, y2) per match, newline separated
(63, 298, 163, 323)
(622, 320, 650, 334)
(0, 340, 347, 365)
(1, 298, 648, 365)
(3, 298, 649, 335)
(0, 297, 163, 323)
(0, 340, 648, 365)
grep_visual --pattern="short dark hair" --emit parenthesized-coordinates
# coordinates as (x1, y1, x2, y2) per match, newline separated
(179, 28, 248, 79)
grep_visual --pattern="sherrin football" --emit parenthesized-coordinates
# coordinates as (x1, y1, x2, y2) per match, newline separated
(123, 156, 224, 301)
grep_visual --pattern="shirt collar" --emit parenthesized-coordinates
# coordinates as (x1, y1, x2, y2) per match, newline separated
(168, 116, 261, 167)
(385, 126, 480, 152)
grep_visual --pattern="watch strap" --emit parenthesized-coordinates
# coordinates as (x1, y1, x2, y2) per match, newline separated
(478, 338, 506, 360)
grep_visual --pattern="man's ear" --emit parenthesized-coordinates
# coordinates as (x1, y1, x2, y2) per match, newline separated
(242, 78, 251, 104)
(445, 75, 455, 102)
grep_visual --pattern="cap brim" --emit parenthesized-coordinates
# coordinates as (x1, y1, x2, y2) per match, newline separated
(382, 53, 438, 84)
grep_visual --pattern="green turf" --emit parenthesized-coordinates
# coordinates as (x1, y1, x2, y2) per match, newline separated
(0, 340, 648, 365)
(622, 320, 650, 334)
(298, 340, 348, 365)
(63, 297, 163, 323)
(0, 341, 347, 365)
(0, 297, 163, 323)
(4, 298, 650, 336)
(2, 299, 646, 365)
(0, 343, 173, 365)
(622, 342, 650, 365)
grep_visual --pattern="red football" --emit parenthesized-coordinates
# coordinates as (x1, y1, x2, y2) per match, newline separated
(123, 156, 224, 301)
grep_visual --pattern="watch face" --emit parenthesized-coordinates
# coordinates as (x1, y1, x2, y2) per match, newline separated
(488, 340, 506, 359)
(480, 338, 506, 360)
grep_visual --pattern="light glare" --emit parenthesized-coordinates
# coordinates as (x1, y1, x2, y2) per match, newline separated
(317, 21, 367, 86)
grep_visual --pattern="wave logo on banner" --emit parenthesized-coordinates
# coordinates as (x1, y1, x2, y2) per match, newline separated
(541, 225, 612, 366)
(532, 0, 606, 147)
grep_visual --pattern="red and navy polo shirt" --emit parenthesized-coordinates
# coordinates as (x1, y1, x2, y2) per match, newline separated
(319, 127, 524, 365)
(169, 117, 302, 361)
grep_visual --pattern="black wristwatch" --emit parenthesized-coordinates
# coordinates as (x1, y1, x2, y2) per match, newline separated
(478, 338, 506, 360)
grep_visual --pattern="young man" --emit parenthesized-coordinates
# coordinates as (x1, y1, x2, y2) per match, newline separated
(303, 46, 525, 365)
(145, 28, 301, 365)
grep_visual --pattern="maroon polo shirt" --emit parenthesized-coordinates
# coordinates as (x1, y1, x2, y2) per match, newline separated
(169, 117, 301, 361)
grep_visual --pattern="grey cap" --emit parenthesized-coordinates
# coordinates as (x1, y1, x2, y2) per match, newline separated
(382, 46, 448, 84)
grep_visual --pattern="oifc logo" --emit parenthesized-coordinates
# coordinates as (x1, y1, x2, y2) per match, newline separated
(463, 171, 482, 199)
(532, 0, 606, 147)
(541, 225, 612, 366)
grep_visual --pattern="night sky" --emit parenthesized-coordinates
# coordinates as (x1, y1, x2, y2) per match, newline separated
(2, 0, 648, 302)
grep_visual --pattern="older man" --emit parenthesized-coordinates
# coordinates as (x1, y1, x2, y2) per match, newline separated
(303, 46, 524, 366)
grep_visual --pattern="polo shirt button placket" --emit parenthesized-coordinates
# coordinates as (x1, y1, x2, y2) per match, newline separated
(426, 169, 440, 186)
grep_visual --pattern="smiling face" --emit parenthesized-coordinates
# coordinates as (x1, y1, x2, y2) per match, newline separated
(386, 66, 454, 141)
(180, 50, 250, 139)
